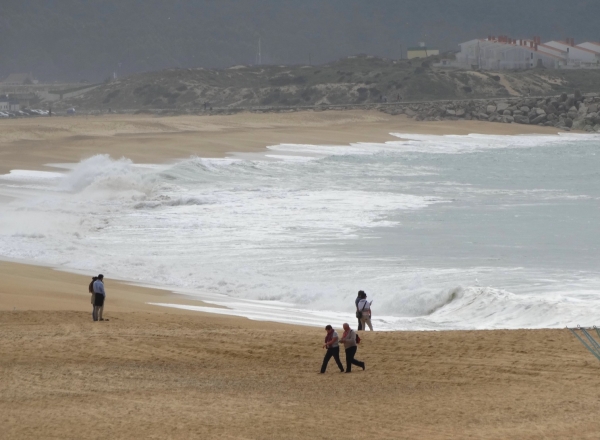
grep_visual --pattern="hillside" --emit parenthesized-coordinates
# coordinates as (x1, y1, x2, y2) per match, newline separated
(59, 56, 600, 111)
(2, 0, 600, 82)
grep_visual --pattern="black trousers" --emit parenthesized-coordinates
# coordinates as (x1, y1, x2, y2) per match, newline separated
(357, 317, 363, 331)
(321, 346, 344, 373)
(345, 346, 364, 373)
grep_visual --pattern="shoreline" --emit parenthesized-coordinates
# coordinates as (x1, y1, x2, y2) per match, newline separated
(0, 110, 573, 328)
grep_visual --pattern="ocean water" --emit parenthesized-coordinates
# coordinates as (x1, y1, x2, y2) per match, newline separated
(1, 132, 599, 330)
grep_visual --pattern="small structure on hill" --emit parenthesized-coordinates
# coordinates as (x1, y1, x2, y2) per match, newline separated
(407, 43, 439, 59)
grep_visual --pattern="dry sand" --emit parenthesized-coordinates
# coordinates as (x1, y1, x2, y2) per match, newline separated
(0, 110, 563, 174)
(1, 112, 596, 439)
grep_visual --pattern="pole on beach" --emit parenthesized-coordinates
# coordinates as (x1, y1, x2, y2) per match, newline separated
(568, 326, 600, 361)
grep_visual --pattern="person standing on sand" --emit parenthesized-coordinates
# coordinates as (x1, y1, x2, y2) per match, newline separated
(355, 290, 365, 330)
(88, 276, 98, 320)
(340, 323, 365, 373)
(358, 293, 373, 331)
(320, 325, 345, 373)
(92, 274, 106, 322)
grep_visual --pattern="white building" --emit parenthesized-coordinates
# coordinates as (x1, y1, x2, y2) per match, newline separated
(544, 40, 600, 66)
(456, 37, 563, 70)
(0, 96, 8, 111)
(456, 36, 600, 70)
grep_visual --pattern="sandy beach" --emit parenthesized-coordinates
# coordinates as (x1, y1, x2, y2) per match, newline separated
(1, 111, 597, 439)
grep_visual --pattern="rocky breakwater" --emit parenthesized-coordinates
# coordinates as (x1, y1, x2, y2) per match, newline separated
(383, 91, 600, 132)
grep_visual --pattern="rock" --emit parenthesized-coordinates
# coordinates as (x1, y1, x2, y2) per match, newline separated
(486, 105, 497, 114)
(584, 125, 595, 132)
(534, 107, 546, 116)
(503, 109, 512, 116)
(456, 109, 466, 117)
(547, 113, 558, 121)
(567, 111, 578, 120)
(566, 97, 575, 108)
(564, 118, 573, 128)
(477, 113, 489, 120)
(575, 90, 583, 101)
(446, 109, 456, 116)
(496, 102, 510, 112)
(578, 104, 588, 116)
(594, 124, 600, 132)
(588, 104, 599, 113)
(520, 106, 530, 113)
(514, 115, 530, 124)
(560, 93, 568, 102)
(405, 108, 416, 117)
(572, 119, 586, 130)
(531, 114, 547, 124)
(502, 115, 514, 123)
(513, 110, 523, 116)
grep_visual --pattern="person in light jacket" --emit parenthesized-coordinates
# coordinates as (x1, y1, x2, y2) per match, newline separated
(357, 293, 373, 331)
(340, 323, 365, 373)
(320, 325, 344, 373)
(92, 274, 106, 322)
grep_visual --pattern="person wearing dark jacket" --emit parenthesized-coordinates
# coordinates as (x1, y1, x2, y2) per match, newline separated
(320, 325, 345, 373)
(340, 322, 365, 373)
(355, 290, 365, 330)
(88, 276, 98, 320)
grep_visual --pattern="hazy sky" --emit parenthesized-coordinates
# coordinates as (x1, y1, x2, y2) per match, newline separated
(1, 0, 599, 81)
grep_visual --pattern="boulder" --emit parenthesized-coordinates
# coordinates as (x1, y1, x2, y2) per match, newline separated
(405, 108, 416, 117)
(496, 102, 510, 112)
(486, 105, 497, 114)
(534, 107, 546, 116)
(566, 97, 575, 108)
(588, 104, 599, 113)
(456, 108, 466, 117)
(520, 106, 530, 113)
(502, 115, 514, 123)
(513, 115, 530, 124)
(594, 124, 600, 132)
(564, 118, 573, 128)
(477, 113, 489, 120)
(560, 92, 568, 102)
(575, 89, 583, 101)
(503, 109, 512, 116)
(531, 114, 547, 124)
(446, 109, 456, 116)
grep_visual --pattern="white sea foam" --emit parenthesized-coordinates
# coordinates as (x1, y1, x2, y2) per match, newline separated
(1, 133, 600, 330)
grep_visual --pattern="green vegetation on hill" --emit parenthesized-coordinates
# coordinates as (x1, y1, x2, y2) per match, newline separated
(1, 0, 600, 82)
(61, 56, 600, 111)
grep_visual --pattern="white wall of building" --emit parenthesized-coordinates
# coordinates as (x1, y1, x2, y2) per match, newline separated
(545, 41, 599, 63)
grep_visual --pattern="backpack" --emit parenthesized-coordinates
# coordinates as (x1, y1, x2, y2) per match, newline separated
(356, 333, 361, 344)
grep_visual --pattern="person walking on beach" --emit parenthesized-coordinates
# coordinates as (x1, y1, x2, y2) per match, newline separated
(358, 293, 373, 331)
(320, 325, 345, 373)
(92, 274, 106, 322)
(88, 276, 98, 320)
(355, 290, 365, 330)
(340, 323, 365, 373)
